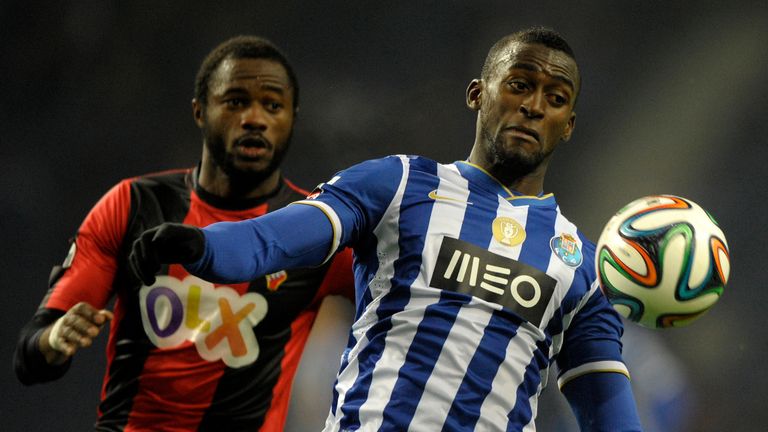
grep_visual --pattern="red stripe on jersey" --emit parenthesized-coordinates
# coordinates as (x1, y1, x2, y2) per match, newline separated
(259, 310, 317, 432)
(46, 180, 132, 311)
(259, 248, 354, 430)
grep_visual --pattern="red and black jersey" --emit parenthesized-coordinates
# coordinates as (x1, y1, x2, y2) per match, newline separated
(14, 167, 354, 432)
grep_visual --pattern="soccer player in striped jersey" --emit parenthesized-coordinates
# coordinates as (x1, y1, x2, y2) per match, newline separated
(130, 27, 643, 431)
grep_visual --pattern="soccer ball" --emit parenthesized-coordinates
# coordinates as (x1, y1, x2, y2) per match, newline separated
(595, 195, 730, 329)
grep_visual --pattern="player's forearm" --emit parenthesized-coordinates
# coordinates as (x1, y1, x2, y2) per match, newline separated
(185, 204, 335, 283)
(563, 372, 643, 431)
(38, 324, 73, 365)
(14, 309, 72, 385)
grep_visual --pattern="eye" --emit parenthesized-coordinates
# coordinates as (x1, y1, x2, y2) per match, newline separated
(225, 98, 248, 108)
(507, 79, 529, 92)
(548, 93, 568, 107)
(264, 100, 284, 113)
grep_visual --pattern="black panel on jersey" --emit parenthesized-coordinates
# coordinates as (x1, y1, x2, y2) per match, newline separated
(97, 170, 193, 429)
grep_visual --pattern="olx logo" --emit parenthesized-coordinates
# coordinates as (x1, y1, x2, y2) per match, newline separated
(140, 275, 268, 368)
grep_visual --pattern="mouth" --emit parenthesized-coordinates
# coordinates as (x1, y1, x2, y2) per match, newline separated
(504, 125, 540, 143)
(234, 135, 271, 159)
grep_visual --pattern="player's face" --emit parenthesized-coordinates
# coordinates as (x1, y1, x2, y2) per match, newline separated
(470, 42, 578, 182)
(195, 57, 295, 184)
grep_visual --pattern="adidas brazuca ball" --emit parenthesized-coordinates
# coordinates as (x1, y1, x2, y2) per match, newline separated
(595, 195, 730, 329)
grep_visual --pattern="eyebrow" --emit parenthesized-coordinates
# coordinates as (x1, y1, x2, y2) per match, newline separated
(221, 83, 287, 96)
(510, 62, 575, 91)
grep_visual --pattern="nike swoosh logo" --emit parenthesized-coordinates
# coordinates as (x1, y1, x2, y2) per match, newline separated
(428, 190, 473, 205)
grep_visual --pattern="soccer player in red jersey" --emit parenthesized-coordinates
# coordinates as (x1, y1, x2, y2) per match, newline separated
(14, 35, 354, 432)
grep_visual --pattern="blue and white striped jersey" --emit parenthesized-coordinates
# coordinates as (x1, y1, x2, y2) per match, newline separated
(295, 155, 629, 431)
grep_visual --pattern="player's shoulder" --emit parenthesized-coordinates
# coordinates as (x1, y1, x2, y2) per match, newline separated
(347, 154, 439, 174)
(334, 155, 406, 179)
(122, 167, 193, 195)
(100, 168, 192, 209)
(131, 167, 192, 184)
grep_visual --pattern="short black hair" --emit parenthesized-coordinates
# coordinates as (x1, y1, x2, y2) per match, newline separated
(194, 35, 299, 110)
(480, 26, 576, 80)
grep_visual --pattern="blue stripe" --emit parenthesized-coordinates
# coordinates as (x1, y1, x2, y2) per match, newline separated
(518, 206, 557, 272)
(381, 292, 468, 428)
(457, 175, 497, 247)
(355, 235, 380, 322)
(442, 309, 521, 431)
(507, 339, 551, 430)
(339, 158, 439, 430)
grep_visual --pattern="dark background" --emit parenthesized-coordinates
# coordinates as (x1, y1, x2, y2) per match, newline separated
(2, 1, 767, 431)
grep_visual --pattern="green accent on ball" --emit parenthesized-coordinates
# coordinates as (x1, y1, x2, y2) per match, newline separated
(597, 247, 644, 322)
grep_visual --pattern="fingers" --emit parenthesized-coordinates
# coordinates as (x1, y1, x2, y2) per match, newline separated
(49, 303, 113, 356)
(152, 223, 205, 263)
(128, 223, 205, 285)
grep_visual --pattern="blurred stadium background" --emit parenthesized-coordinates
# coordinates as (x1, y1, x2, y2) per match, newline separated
(1, 1, 766, 430)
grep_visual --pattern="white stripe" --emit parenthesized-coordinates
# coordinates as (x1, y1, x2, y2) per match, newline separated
(550, 280, 598, 362)
(406, 163, 481, 430)
(357, 289, 440, 430)
(475, 332, 541, 431)
(324, 156, 411, 431)
(292, 200, 343, 264)
(538, 210, 580, 388)
(409, 298, 496, 431)
(346, 155, 412, 430)
(557, 360, 630, 389)
(522, 391, 540, 432)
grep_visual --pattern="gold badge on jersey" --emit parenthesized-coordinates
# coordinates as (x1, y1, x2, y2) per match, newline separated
(492, 217, 526, 247)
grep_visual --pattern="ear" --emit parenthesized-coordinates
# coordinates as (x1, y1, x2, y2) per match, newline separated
(192, 98, 204, 128)
(561, 111, 577, 142)
(466, 79, 483, 111)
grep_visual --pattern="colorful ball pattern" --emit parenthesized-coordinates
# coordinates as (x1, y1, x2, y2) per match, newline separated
(595, 195, 730, 328)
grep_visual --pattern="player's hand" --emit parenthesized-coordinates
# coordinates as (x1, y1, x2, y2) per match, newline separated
(41, 302, 113, 362)
(128, 222, 205, 285)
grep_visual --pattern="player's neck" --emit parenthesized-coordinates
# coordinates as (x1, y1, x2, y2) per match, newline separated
(467, 150, 547, 196)
(198, 163, 282, 200)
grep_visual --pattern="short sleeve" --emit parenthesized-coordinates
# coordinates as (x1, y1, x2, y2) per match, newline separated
(45, 180, 132, 311)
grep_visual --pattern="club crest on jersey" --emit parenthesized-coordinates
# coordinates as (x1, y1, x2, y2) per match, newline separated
(550, 233, 583, 267)
(491, 216, 526, 247)
(430, 236, 555, 326)
(139, 275, 268, 368)
(265, 270, 288, 291)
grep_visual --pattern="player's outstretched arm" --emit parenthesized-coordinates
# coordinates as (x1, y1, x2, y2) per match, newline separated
(562, 371, 643, 431)
(129, 204, 335, 285)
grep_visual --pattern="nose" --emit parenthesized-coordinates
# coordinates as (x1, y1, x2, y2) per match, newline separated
(519, 92, 544, 119)
(241, 105, 268, 131)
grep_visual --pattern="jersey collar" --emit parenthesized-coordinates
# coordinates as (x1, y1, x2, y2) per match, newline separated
(454, 161, 556, 207)
(190, 164, 284, 211)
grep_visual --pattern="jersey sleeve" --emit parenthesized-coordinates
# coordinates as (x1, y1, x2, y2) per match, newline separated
(187, 156, 404, 284)
(46, 179, 132, 311)
(14, 180, 131, 385)
(293, 155, 405, 256)
(555, 240, 630, 389)
(562, 371, 643, 431)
